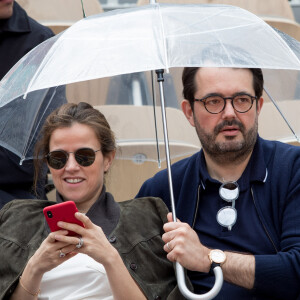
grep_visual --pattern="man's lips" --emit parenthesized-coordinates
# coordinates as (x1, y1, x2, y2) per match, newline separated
(220, 126, 239, 132)
(219, 126, 240, 136)
(214, 121, 244, 136)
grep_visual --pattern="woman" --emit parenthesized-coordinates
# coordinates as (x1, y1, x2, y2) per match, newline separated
(0, 102, 184, 300)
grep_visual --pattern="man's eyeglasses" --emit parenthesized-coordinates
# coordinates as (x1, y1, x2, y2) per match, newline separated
(46, 148, 101, 170)
(216, 181, 239, 231)
(194, 93, 257, 114)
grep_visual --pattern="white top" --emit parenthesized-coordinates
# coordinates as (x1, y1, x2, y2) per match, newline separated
(38, 253, 113, 300)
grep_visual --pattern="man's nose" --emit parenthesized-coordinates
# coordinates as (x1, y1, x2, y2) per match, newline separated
(222, 99, 236, 118)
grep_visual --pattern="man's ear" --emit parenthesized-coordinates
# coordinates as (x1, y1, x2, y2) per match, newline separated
(181, 99, 195, 127)
(256, 97, 264, 115)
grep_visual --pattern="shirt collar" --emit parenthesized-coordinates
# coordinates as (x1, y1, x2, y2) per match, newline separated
(243, 136, 268, 183)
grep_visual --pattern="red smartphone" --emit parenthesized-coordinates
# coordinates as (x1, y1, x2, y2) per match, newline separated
(43, 201, 84, 236)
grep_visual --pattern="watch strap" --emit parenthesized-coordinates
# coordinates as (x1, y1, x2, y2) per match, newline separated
(209, 261, 221, 275)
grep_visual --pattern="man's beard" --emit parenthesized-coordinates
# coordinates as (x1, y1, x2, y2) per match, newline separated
(194, 116, 258, 164)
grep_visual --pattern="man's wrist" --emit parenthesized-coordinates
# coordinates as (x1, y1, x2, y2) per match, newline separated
(208, 249, 227, 274)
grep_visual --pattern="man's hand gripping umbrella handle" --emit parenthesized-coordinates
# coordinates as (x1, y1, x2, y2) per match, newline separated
(156, 69, 224, 299)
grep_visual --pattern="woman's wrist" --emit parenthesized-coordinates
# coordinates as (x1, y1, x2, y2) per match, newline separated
(19, 276, 40, 297)
(19, 258, 44, 297)
(101, 246, 120, 268)
(26, 254, 45, 276)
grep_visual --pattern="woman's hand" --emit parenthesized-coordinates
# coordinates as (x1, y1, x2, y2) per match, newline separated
(11, 230, 77, 300)
(28, 229, 77, 275)
(54, 212, 118, 266)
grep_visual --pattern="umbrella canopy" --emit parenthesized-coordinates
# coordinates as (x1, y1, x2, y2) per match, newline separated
(0, 2, 300, 171)
(1, 3, 300, 159)
(2, 3, 300, 97)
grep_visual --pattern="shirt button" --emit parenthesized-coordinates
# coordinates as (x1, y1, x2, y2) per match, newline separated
(130, 262, 138, 270)
(154, 296, 161, 300)
(108, 236, 116, 243)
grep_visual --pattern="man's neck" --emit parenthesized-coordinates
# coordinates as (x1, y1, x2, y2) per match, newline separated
(204, 150, 253, 183)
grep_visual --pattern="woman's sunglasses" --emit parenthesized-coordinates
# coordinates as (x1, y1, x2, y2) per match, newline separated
(46, 148, 101, 170)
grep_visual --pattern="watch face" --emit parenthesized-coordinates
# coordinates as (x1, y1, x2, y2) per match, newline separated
(210, 249, 226, 264)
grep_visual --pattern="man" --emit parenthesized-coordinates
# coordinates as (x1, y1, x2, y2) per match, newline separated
(0, 0, 54, 207)
(137, 67, 300, 299)
(0, 0, 54, 79)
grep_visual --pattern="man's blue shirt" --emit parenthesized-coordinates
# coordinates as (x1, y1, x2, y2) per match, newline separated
(189, 142, 275, 298)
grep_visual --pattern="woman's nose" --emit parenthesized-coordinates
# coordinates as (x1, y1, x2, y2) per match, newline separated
(64, 153, 80, 170)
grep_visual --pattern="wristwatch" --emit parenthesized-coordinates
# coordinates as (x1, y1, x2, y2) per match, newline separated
(208, 249, 226, 274)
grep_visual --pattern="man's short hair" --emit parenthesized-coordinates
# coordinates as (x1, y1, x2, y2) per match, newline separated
(182, 67, 264, 110)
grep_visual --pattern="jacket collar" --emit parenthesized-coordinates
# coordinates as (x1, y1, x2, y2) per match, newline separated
(56, 185, 120, 236)
(199, 135, 268, 191)
(0, 2, 31, 33)
(174, 151, 202, 226)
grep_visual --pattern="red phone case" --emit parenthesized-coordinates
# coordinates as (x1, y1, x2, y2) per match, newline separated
(43, 201, 84, 236)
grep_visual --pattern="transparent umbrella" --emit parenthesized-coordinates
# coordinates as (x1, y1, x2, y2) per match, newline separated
(1, 3, 300, 299)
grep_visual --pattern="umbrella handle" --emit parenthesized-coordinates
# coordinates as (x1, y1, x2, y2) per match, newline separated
(176, 263, 223, 300)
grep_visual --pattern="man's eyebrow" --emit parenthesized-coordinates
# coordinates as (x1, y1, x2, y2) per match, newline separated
(198, 91, 252, 98)
(196, 92, 222, 99)
(232, 91, 253, 96)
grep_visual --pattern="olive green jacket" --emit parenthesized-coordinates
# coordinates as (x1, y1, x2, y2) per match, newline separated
(0, 197, 189, 300)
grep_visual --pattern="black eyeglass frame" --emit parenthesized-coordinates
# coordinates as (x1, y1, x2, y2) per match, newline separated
(193, 93, 257, 114)
(46, 148, 101, 170)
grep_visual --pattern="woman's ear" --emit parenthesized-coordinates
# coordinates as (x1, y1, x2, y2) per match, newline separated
(104, 150, 116, 173)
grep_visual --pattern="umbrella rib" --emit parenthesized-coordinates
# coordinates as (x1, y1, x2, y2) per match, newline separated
(166, 22, 262, 39)
(264, 87, 300, 143)
(266, 25, 300, 67)
(22, 88, 56, 160)
(164, 6, 229, 35)
(23, 34, 63, 97)
(163, 6, 255, 37)
(150, 70, 162, 168)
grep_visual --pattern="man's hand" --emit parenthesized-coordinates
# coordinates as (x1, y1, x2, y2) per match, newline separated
(162, 212, 211, 273)
(162, 212, 255, 289)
